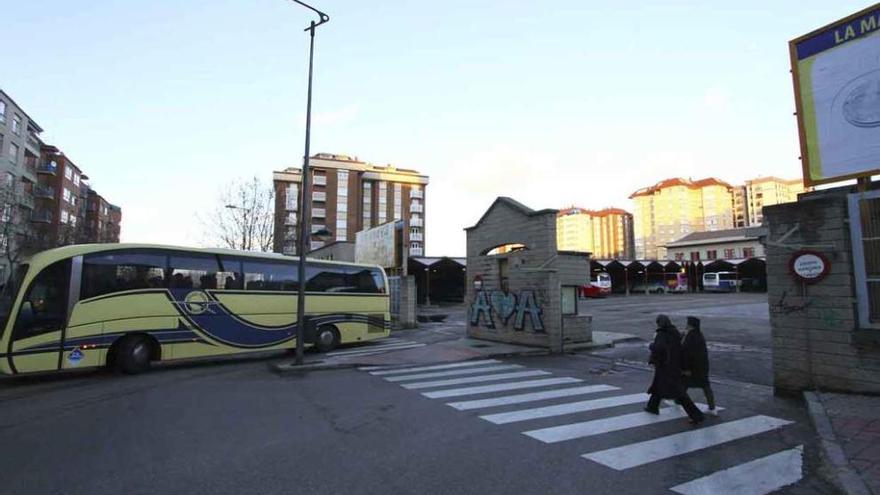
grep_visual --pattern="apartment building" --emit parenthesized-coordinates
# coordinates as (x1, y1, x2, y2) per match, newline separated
(630, 177, 734, 260)
(733, 177, 806, 227)
(273, 153, 429, 257)
(556, 207, 635, 259)
(0, 90, 44, 277)
(86, 190, 122, 243)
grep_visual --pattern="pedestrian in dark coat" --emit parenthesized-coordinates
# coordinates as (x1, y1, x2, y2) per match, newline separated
(681, 316, 716, 411)
(645, 314, 705, 424)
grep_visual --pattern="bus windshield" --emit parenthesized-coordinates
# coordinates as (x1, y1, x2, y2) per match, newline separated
(0, 263, 28, 336)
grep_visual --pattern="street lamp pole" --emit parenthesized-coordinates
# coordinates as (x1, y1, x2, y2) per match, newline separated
(289, 0, 329, 366)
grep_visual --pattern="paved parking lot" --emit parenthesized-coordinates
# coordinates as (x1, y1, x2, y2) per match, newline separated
(581, 292, 774, 386)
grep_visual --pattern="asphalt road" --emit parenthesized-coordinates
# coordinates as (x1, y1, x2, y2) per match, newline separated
(582, 293, 775, 386)
(0, 352, 836, 495)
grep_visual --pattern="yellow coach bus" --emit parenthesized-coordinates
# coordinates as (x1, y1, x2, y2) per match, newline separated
(0, 244, 390, 375)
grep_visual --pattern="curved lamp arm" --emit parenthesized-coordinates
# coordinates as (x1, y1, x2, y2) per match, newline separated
(288, 0, 330, 30)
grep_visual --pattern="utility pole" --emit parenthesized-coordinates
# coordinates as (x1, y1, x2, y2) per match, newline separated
(288, 0, 329, 366)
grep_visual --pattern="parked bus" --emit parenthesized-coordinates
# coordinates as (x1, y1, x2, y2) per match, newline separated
(703, 271, 738, 292)
(0, 244, 390, 375)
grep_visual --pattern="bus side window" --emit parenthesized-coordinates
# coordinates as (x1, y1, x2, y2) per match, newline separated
(169, 254, 220, 290)
(81, 250, 167, 299)
(14, 260, 71, 340)
(218, 257, 243, 290)
(306, 265, 349, 292)
(242, 260, 298, 291)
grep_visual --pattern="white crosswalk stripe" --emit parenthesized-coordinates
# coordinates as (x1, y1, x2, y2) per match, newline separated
(367, 360, 501, 375)
(582, 415, 793, 470)
(523, 404, 722, 443)
(669, 445, 804, 495)
(360, 359, 805, 493)
(384, 364, 523, 382)
(328, 341, 425, 357)
(401, 370, 552, 390)
(446, 384, 619, 411)
(421, 377, 584, 399)
(480, 393, 648, 425)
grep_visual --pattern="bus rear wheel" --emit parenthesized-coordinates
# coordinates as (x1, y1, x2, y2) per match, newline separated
(314, 326, 340, 353)
(114, 335, 153, 375)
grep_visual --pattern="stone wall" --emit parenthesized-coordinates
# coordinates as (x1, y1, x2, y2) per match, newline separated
(765, 187, 880, 394)
(389, 275, 417, 329)
(465, 198, 592, 352)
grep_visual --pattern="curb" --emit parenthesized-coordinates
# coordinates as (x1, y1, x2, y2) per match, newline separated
(270, 348, 552, 374)
(803, 391, 872, 495)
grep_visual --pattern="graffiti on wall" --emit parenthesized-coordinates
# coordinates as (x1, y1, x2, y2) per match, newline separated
(470, 289, 545, 332)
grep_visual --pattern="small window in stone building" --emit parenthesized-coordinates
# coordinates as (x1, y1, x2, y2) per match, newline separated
(561, 286, 577, 315)
(498, 257, 509, 292)
(849, 192, 880, 327)
(742, 247, 755, 258)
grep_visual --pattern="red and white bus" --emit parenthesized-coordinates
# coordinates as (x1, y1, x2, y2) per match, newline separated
(581, 272, 612, 298)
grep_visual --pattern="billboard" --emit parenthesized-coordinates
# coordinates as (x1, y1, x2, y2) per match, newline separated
(791, 4, 880, 186)
(355, 222, 397, 268)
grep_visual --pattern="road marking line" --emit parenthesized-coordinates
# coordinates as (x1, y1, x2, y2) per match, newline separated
(384, 364, 523, 382)
(670, 445, 803, 495)
(368, 359, 501, 375)
(582, 415, 794, 470)
(479, 393, 647, 425)
(401, 370, 552, 390)
(422, 378, 583, 399)
(523, 404, 722, 443)
(447, 385, 619, 411)
(329, 343, 426, 358)
(327, 342, 420, 356)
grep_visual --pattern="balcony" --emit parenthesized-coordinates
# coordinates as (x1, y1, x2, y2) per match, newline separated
(34, 184, 55, 199)
(36, 163, 57, 175)
(311, 224, 327, 234)
(310, 240, 325, 251)
(410, 217, 423, 227)
(31, 210, 53, 223)
(313, 175, 327, 186)
(285, 196, 298, 211)
(282, 245, 296, 255)
(312, 208, 326, 218)
(18, 195, 34, 210)
(410, 247, 424, 256)
(410, 203, 424, 213)
(410, 189, 423, 199)
(284, 214, 297, 226)
(410, 233, 423, 242)
(312, 191, 326, 201)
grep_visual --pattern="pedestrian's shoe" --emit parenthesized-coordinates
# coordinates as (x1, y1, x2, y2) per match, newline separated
(643, 407, 660, 415)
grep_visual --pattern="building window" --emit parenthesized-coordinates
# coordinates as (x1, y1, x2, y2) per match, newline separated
(675, 252, 684, 261)
(8, 143, 18, 164)
(742, 247, 755, 258)
(724, 248, 735, 259)
(378, 181, 387, 224)
(362, 182, 372, 228)
(286, 184, 298, 210)
(64, 165, 73, 180)
(394, 183, 402, 220)
(706, 250, 717, 260)
(61, 210, 69, 224)
(73, 173, 80, 186)
(62, 188, 72, 203)
(849, 192, 880, 327)
(11, 115, 21, 135)
(337, 170, 349, 230)
(0, 101, 6, 123)
(690, 251, 700, 261)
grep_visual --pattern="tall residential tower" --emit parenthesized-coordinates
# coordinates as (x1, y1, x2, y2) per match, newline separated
(273, 153, 429, 256)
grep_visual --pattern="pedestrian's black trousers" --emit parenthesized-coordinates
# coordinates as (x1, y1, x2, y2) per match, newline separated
(646, 393, 705, 421)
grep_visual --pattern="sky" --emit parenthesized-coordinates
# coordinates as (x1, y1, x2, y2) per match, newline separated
(1, 0, 871, 257)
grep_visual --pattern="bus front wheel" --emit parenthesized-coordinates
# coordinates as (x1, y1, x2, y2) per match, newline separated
(314, 326, 340, 353)
(113, 335, 153, 375)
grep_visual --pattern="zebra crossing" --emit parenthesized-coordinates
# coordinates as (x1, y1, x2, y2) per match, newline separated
(359, 358, 805, 494)
(326, 337, 426, 358)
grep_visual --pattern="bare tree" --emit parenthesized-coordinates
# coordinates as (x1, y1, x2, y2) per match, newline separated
(201, 176, 275, 252)
(0, 183, 52, 281)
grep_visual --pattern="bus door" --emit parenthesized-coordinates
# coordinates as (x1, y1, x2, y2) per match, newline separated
(7, 259, 74, 373)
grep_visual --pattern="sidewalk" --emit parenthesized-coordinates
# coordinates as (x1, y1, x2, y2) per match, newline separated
(806, 391, 880, 495)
